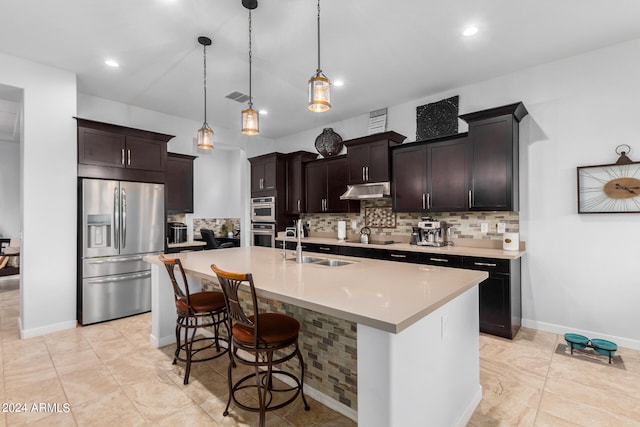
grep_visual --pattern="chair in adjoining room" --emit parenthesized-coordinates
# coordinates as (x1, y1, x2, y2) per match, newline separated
(200, 228, 235, 250)
(210, 264, 310, 427)
(159, 254, 230, 384)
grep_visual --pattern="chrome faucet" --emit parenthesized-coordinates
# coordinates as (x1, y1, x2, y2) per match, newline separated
(295, 219, 303, 263)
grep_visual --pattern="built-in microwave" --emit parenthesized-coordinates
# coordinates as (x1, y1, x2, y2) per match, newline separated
(251, 196, 276, 222)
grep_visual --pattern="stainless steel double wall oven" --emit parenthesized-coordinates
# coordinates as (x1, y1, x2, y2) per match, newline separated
(250, 196, 276, 247)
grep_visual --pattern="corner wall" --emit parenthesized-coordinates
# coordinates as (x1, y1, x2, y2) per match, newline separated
(0, 53, 77, 337)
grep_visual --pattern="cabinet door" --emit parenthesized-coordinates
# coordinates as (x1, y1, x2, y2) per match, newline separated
(250, 160, 264, 194)
(305, 161, 326, 213)
(469, 116, 513, 210)
(126, 136, 166, 172)
(427, 137, 470, 211)
(367, 140, 391, 182)
(347, 144, 369, 184)
(326, 157, 352, 213)
(166, 154, 194, 213)
(392, 145, 427, 211)
(478, 273, 511, 337)
(78, 127, 126, 168)
(285, 152, 317, 214)
(262, 156, 277, 191)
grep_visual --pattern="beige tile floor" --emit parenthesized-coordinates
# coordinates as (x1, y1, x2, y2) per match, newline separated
(1, 276, 639, 426)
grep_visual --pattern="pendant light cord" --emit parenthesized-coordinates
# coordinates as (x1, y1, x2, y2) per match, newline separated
(248, 10, 253, 109)
(202, 42, 208, 123)
(316, 0, 321, 74)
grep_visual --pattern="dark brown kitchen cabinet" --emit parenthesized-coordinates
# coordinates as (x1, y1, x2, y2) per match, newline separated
(462, 256, 521, 339)
(305, 156, 359, 213)
(418, 253, 463, 268)
(460, 102, 528, 211)
(76, 118, 173, 183)
(249, 153, 287, 197)
(391, 133, 469, 212)
(166, 153, 196, 214)
(285, 151, 317, 214)
(345, 131, 406, 184)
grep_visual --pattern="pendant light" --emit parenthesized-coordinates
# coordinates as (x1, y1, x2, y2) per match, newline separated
(242, 5, 259, 135)
(308, 0, 330, 113)
(197, 36, 214, 150)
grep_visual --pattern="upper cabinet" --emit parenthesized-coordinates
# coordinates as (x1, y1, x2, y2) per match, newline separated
(305, 156, 359, 213)
(285, 151, 318, 214)
(166, 153, 196, 214)
(345, 131, 406, 184)
(392, 102, 527, 213)
(460, 102, 528, 212)
(76, 118, 173, 183)
(392, 134, 469, 212)
(249, 153, 287, 197)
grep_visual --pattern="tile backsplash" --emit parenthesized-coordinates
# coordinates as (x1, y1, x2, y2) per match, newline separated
(300, 199, 519, 242)
(168, 214, 240, 238)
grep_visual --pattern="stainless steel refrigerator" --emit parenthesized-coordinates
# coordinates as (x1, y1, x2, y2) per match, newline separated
(79, 178, 165, 325)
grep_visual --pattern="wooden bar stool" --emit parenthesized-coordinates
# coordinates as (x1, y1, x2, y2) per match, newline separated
(159, 255, 230, 384)
(211, 264, 310, 427)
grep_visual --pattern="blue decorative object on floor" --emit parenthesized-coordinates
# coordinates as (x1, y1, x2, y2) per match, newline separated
(564, 333, 618, 364)
(564, 333, 589, 350)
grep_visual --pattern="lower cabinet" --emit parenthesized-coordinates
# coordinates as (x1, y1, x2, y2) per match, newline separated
(462, 257, 521, 339)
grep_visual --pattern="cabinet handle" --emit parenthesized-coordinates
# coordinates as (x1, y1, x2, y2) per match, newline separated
(390, 253, 406, 258)
(366, 166, 369, 181)
(121, 148, 125, 165)
(297, 199, 301, 212)
(319, 247, 331, 251)
(468, 190, 473, 208)
(362, 166, 366, 182)
(127, 149, 131, 166)
(427, 192, 431, 209)
(422, 194, 426, 210)
(430, 258, 448, 263)
(474, 262, 497, 267)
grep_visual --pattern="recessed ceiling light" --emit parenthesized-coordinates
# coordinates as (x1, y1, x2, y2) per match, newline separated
(334, 80, 344, 87)
(259, 109, 268, 115)
(463, 26, 478, 37)
(104, 59, 120, 68)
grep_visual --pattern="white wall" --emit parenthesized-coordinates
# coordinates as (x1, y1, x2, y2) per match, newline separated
(0, 53, 77, 337)
(0, 140, 20, 237)
(277, 38, 640, 349)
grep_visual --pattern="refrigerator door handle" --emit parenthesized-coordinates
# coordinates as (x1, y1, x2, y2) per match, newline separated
(113, 187, 120, 250)
(121, 187, 127, 248)
(85, 271, 151, 284)
(85, 255, 144, 264)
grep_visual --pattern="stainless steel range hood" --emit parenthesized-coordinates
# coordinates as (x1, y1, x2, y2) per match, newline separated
(340, 182, 391, 200)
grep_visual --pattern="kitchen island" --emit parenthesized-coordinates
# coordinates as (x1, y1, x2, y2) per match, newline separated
(144, 246, 488, 426)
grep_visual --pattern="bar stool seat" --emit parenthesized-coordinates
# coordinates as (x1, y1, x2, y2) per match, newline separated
(160, 255, 230, 385)
(211, 264, 309, 427)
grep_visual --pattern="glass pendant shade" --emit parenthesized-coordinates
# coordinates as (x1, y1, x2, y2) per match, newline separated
(197, 123, 214, 150)
(242, 107, 259, 136)
(308, 73, 331, 112)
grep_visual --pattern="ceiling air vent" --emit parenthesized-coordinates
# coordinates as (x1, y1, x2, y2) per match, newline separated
(225, 91, 250, 103)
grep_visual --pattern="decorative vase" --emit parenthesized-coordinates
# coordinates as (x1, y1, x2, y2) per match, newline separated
(314, 128, 343, 157)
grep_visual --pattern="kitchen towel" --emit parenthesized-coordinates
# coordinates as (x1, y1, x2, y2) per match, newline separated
(337, 221, 346, 240)
(503, 232, 519, 251)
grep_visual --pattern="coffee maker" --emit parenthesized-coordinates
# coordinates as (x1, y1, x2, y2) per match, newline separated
(410, 220, 447, 247)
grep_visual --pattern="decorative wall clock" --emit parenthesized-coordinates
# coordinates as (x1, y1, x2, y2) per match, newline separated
(577, 145, 640, 213)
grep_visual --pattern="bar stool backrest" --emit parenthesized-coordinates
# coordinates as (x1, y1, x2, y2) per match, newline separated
(211, 264, 260, 348)
(159, 254, 192, 313)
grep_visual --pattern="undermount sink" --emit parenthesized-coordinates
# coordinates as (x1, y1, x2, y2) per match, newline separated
(287, 256, 356, 267)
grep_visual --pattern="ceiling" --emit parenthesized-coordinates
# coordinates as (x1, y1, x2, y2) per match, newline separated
(1, 0, 640, 141)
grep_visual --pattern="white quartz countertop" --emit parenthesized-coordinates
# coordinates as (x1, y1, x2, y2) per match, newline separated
(167, 241, 207, 248)
(276, 235, 526, 260)
(145, 246, 487, 334)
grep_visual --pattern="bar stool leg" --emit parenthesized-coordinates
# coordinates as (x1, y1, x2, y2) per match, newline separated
(296, 347, 310, 411)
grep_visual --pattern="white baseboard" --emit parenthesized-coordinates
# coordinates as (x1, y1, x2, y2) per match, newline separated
(456, 386, 482, 427)
(521, 318, 640, 350)
(20, 319, 76, 339)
